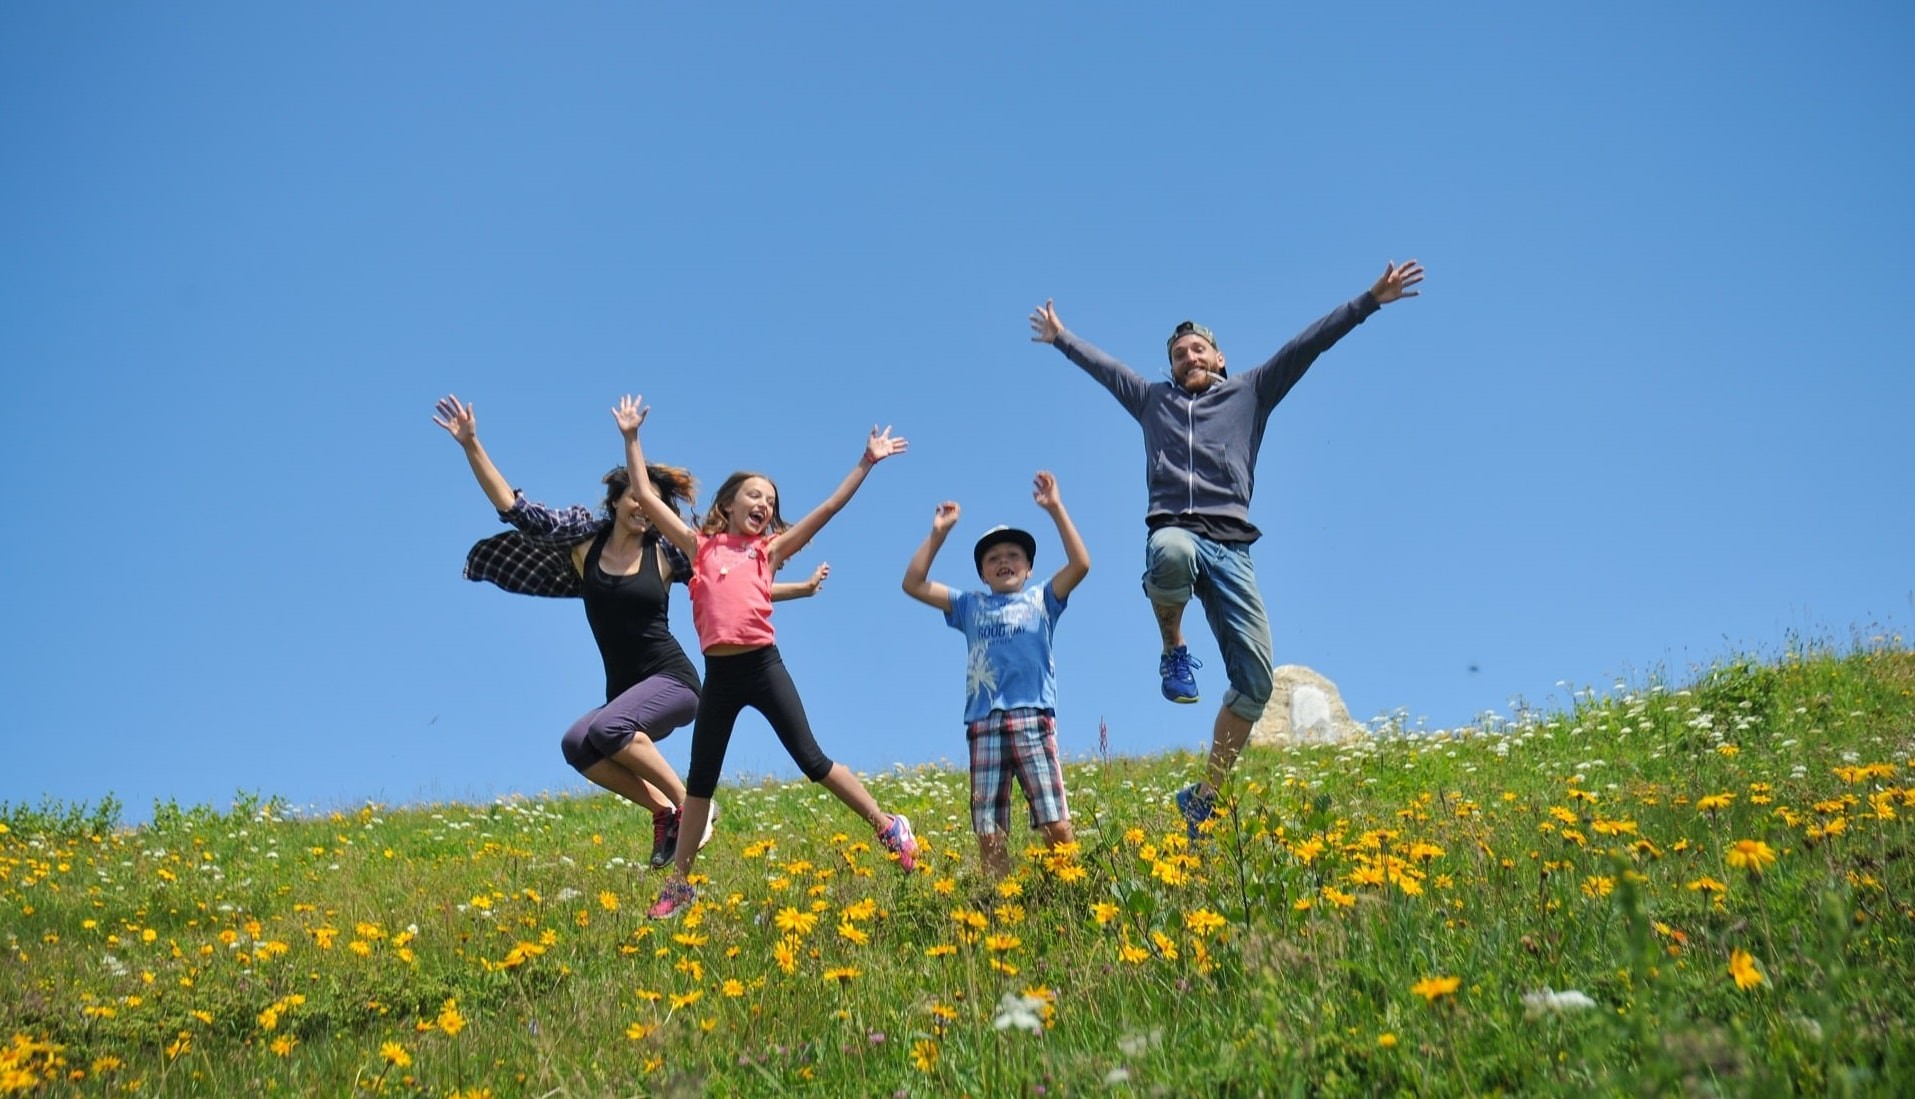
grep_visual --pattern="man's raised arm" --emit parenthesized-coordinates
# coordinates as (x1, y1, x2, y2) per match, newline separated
(1027, 298, 1151, 419)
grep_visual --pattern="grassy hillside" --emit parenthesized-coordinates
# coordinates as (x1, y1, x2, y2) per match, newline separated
(4, 640, 1913, 1096)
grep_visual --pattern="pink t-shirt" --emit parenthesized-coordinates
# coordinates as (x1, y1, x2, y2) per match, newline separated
(689, 533, 776, 650)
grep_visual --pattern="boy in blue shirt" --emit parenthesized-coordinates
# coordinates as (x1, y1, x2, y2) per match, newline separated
(902, 471, 1092, 877)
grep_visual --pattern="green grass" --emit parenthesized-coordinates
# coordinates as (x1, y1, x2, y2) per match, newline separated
(5, 638, 1915, 1096)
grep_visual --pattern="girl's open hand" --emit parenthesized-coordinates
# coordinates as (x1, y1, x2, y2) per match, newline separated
(864, 425, 909, 465)
(612, 395, 649, 436)
(433, 395, 477, 445)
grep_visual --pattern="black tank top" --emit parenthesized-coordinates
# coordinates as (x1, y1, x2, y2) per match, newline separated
(582, 530, 701, 701)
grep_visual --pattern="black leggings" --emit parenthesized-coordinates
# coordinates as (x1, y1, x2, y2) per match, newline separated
(685, 645, 834, 798)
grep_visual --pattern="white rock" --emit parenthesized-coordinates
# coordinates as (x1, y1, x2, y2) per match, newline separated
(1250, 665, 1367, 746)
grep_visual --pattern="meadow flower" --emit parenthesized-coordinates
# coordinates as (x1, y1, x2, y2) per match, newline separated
(773, 938, 799, 975)
(910, 1038, 939, 1071)
(1726, 839, 1777, 873)
(1184, 909, 1227, 936)
(269, 1035, 297, 1056)
(1522, 988, 1597, 1016)
(437, 999, 466, 1037)
(1091, 901, 1120, 926)
(379, 1041, 411, 1068)
(822, 967, 861, 983)
(1410, 975, 1460, 1002)
(774, 907, 818, 937)
(1728, 949, 1764, 990)
(992, 991, 1047, 1034)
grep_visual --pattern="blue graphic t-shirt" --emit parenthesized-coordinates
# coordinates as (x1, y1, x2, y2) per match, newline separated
(943, 582, 1067, 723)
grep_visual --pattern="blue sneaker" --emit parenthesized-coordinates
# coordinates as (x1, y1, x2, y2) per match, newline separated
(1159, 646, 1201, 703)
(1176, 784, 1216, 841)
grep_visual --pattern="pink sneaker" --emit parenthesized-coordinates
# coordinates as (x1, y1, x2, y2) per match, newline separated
(878, 813, 918, 873)
(646, 880, 696, 920)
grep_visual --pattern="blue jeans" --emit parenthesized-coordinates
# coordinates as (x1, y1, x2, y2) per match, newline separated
(1142, 526, 1273, 722)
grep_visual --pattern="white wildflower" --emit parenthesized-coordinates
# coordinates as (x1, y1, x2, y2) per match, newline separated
(1522, 988, 1597, 1016)
(992, 992, 1046, 1034)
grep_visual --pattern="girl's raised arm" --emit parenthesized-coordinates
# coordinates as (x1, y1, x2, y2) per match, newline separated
(433, 395, 517, 512)
(613, 395, 700, 559)
(769, 425, 907, 569)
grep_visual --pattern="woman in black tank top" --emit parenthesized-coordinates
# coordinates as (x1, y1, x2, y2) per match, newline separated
(435, 395, 827, 867)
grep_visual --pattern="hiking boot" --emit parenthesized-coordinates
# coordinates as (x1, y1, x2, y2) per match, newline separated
(878, 813, 919, 872)
(1159, 645, 1201, 704)
(649, 808, 679, 870)
(646, 879, 696, 920)
(1176, 784, 1216, 842)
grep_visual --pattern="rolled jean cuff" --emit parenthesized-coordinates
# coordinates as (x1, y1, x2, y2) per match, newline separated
(1142, 577, 1193, 605)
(1222, 687, 1267, 723)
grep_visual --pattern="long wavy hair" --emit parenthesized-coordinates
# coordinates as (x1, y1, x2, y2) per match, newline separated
(700, 471, 787, 536)
(602, 462, 697, 525)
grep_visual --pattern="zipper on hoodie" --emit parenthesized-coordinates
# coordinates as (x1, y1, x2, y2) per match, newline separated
(1183, 390, 1197, 513)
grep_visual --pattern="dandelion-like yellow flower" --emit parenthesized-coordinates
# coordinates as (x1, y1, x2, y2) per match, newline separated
(911, 1038, 939, 1072)
(774, 907, 817, 937)
(1321, 886, 1357, 909)
(1696, 793, 1735, 813)
(1725, 839, 1777, 873)
(626, 1022, 654, 1041)
(437, 999, 466, 1037)
(1728, 949, 1763, 990)
(1091, 901, 1120, 926)
(984, 933, 1021, 953)
(379, 1041, 411, 1068)
(1183, 909, 1227, 937)
(822, 966, 861, 983)
(925, 943, 957, 958)
(1410, 975, 1461, 1002)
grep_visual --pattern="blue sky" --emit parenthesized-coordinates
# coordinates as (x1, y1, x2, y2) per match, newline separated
(4, 3, 1911, 822)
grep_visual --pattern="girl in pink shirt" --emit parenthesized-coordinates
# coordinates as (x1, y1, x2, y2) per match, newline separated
(614, 395, 920, 919)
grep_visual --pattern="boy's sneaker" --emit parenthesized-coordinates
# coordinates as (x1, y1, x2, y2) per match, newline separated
(646, 880, 696, 920)
(1159, 646, 1201, 704)
(1176, 784, 1216, 842)
(878, 813, 919, 872)
(649, 809, 679, 870)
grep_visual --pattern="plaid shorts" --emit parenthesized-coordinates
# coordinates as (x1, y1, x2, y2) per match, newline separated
(966, 708, 1069, 835)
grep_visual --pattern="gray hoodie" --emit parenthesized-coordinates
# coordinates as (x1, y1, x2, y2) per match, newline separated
(1052, 293, 1379, 543)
